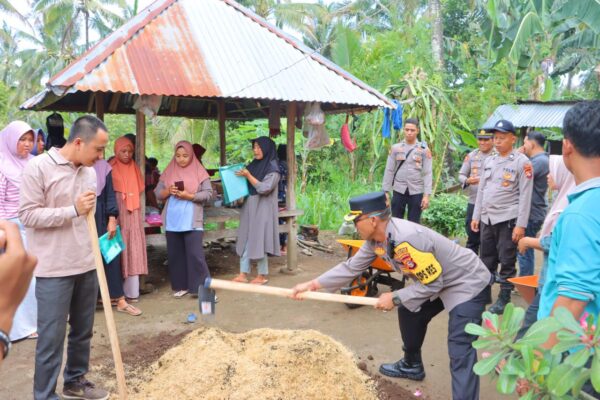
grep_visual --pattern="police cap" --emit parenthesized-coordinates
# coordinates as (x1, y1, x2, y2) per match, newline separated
(492, 119, 515, 134)
(344, 192, 388, 222)
(477, 129, 493, 139)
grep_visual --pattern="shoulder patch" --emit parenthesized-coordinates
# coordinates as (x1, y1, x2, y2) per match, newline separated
(524, 163, 533, 179)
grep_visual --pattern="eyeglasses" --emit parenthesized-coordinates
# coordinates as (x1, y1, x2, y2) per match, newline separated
(353, 210, 387, 225)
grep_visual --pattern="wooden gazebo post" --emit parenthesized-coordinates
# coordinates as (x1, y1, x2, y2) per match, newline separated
(284, 102, 298, 271)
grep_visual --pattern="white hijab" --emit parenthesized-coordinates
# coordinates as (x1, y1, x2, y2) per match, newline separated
(539, 155, 576, 238)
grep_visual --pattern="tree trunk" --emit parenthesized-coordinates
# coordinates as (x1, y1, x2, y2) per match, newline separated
(430, 0, 444, 72)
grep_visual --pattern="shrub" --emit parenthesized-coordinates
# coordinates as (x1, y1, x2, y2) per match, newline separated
(465, 304, 600, 399)
(421, 193, 468, 237)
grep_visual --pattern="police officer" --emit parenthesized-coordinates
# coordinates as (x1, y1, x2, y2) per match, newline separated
(471, 119, 533, 314)
(459, 130, 495, 254)
(382, 118, 432, 223)
(292, 192, 491, 400)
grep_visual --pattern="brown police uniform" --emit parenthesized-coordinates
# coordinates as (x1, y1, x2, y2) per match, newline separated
(382, 141, 432, 223)
(459, 148, 494, 254)
(472, 149, 533, 303)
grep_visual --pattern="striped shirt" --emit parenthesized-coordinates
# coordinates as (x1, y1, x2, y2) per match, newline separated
(0, 172, 20, 219)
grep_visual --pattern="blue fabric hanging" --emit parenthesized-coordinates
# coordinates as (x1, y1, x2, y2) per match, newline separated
(392, 100, 403, 131)
(382, 100, 403, 138)
(382, 108, 391, 138)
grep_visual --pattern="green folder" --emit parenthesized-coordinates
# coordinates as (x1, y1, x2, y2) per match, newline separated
(98, 226, 126, 264)
(219, 163, 250, 204)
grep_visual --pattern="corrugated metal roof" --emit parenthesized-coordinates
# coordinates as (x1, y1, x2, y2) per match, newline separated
(21, 0, 392, 112)
(482, 103, 576, 129)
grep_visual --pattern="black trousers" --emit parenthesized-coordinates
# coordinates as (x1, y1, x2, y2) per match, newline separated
(465, 203, 480, 255)
(480, 220, 517, 290)
(166, 230, 210, 294)
(104, 257, 124, 299)
(392, 189, 423, 223)
(397, 286, 490, 400)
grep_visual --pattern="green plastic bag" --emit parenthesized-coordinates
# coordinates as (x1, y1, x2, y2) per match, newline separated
(219, 163, 249, 204)
(98, 225, 126, 264)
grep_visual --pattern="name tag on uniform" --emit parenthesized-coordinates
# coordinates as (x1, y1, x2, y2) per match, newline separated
(393, 242, 442, 284)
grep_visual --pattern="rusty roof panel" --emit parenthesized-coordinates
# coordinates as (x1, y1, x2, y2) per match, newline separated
(24, 0, 391, 111)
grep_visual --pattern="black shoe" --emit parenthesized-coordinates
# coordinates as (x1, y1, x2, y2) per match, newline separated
(379, 359, 425, 381)
(489, 288, 511, 314)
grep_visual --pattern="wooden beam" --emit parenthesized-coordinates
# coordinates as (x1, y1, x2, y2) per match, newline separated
(108, 92, 121, 113)
(284, 102, 298, 272)
(218, 100, 226, 166)
(170, 97, 179, 114)
(95, 92, 105, 121)
(87, 94, 95, 113)
(135, 111, 146, 217)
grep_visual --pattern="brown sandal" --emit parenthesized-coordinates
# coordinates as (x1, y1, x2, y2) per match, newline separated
(250, 276, 269, 285)
(232, 274, 249, 283)
(117, 303, 142, 316)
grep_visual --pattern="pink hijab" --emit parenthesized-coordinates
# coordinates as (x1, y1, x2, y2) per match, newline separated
(0, 121, 34, 186)
(539, 155, 576, 237)
(160, 141, 210, 192)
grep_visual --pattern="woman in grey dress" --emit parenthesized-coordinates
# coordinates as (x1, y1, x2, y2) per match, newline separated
(232, 137, 280, 285)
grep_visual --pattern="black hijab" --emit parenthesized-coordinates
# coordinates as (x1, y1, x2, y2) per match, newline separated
(247, 136, 279, 195)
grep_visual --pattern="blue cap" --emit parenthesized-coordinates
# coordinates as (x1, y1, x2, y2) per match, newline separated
(492, 119, 515, 134)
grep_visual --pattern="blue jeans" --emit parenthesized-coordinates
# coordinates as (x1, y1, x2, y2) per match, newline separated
(517, 219, 544, 277)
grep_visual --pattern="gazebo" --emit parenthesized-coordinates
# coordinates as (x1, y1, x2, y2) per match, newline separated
(21, 0, 393, 270)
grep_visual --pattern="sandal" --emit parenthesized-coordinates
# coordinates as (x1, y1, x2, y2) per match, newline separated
(250, 276, 269, 285)
(125, 297, 140, 303)
(232, 274, 248, 283)
(117, 304, 142, 316)
(27, 332, 39, 340)
(174, 290, 189, 298)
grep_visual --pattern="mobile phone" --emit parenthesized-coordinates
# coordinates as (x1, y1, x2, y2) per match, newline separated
(175, 181, 184, 191)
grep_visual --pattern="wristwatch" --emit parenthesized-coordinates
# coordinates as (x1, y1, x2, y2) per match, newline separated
(392, 291, 402, 307)
(0, 329, 11, 359)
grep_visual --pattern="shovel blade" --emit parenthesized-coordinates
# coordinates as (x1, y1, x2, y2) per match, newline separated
(199, 278, 216, 316)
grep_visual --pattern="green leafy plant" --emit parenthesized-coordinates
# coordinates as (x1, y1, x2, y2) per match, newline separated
(421, 193, 467, 237)
(465, 304, 600, 399)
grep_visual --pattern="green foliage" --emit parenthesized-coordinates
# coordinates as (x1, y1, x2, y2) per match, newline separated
(421, 193, 468, 237)
(465, 304, 600, 399)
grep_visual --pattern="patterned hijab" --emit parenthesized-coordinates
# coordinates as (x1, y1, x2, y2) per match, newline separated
(0, 121, 34, 186)
(109, 136, 145, 211)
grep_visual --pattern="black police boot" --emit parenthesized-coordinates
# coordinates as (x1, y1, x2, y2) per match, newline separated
(489, 288, 511, 314)
(379, 352, 425, 381)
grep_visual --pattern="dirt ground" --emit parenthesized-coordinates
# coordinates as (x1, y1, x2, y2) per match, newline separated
(0, 232, 531, 400)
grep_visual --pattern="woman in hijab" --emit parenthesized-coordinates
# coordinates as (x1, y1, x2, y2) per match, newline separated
(155, 141, 213, 298)
(32, 129, 46, 156)
(0, 120, 37, 340)
(516, 154, 576, 336)
(110, 136, 148, 302)
(94, 159, 142, 315)
(232, 137, 280, 285)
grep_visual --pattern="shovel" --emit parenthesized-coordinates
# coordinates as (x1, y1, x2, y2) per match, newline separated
(199, 277, 378, 316)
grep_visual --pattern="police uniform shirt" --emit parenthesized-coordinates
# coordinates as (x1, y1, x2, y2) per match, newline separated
(458, 149, 494, 205)
(382, 141, 432, 196)
(316, 218, 491, 312)
(472, 149, 534, 227)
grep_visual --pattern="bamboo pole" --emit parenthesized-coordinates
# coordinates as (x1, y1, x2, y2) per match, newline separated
(85, 213, 128, 399)
(284, 102, 298, 272)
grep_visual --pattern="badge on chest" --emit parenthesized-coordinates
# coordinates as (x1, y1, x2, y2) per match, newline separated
(393, 242, 442, 284)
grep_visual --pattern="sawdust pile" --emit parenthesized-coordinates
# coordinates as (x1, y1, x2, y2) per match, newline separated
(130, 327, 378, 400)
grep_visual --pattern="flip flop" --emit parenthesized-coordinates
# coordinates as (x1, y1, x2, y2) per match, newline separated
(117, 304, 142, 316)
(27, 332, 39, 340)
(232, 275, 249, 283)
(250, 277, 269, 285)
(174, 290, 189, 298)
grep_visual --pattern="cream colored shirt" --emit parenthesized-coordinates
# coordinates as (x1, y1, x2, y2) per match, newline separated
(19, 148, 97, 278)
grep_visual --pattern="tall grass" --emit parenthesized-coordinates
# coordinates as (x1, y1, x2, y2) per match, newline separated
(297, 178, 380, 230)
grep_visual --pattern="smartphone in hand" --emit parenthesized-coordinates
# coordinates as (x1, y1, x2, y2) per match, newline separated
(175, 181, 184, 191)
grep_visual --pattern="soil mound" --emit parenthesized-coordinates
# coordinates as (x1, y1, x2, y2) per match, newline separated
(131, 327, 378, 400)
